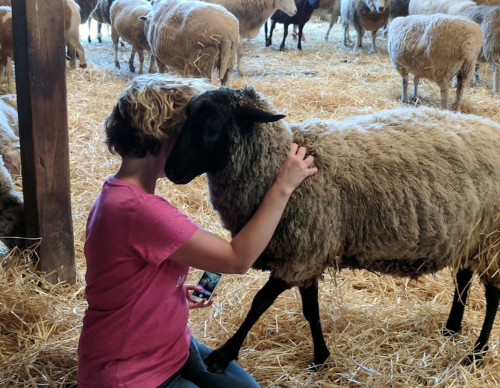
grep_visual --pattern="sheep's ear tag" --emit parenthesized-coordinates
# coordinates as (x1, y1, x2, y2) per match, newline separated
(239, 105, 286, 124)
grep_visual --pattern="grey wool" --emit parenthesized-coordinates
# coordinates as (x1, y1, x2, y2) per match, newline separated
(165, 85, 500, 369)
(169, 85, 500, 288)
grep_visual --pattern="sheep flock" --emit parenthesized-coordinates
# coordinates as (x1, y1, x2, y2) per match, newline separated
(2, 0, 500, 387)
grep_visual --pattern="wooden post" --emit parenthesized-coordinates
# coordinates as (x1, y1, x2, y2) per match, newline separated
(11, 0, 76, 284)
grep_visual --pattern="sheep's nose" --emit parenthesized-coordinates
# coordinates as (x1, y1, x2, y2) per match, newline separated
(378, 6, 385, 12)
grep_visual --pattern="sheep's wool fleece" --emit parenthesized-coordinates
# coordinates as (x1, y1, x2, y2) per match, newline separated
(146, 0, 238, 82)
(388, 14, 483, 83)
(208, 89, 500, 288)
(409, 0, 476, 15)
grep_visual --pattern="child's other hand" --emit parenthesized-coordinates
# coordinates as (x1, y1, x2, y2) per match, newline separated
(184, 284, 217, 309)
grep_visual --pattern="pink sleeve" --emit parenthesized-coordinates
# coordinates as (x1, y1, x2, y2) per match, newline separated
(128, 196, 199, 265)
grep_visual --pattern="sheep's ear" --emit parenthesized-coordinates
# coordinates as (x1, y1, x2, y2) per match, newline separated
(238, 105, 286, 124)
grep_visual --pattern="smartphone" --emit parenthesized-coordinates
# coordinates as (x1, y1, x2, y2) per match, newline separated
(189, 271, 223, 303)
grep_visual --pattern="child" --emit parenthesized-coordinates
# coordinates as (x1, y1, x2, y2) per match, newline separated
(77, 74, 317, 388)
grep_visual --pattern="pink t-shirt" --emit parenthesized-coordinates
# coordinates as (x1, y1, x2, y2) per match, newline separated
(77, 177, 198, 388)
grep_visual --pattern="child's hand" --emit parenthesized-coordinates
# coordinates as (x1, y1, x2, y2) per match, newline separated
(184, 284, 216, 309)
(275, 143, 317, 195)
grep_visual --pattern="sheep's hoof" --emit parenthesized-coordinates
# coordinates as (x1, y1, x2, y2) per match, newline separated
(452, 103, 461, 112)
(98, 37, 102, 44)
(440, 327, 460, 337)
(265, 39, 272, 47)
(128, 60, 135, 73)
(463, 345, 489, 366)
(279, 46, 287, 52)
(115, 61, 121, 70)
(203, 347, 237, 374)
(309, 349, 330, 371)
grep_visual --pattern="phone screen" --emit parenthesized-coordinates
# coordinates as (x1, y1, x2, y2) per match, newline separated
(191, 271, 223, 300)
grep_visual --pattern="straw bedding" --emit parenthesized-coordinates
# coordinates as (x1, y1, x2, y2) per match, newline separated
(1, 20, 500, 387)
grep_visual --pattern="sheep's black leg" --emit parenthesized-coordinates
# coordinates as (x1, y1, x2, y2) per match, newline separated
(297, 24, 304, 50)
(464, 283, 500, 365)
(204, 276, 291, 373)
(266, 20, 277, 47)
(97, 22, 102, 44)
(264, 20, 269, 42)
(299, 280, 330, 368)
(444, 267, 473, 335)
(280, 24, 290, 51)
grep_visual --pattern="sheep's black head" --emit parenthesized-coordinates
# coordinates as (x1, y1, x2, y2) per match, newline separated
(165, 87, 285, 184)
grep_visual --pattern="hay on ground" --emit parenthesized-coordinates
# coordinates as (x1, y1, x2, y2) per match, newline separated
(1, 20, 500, 387)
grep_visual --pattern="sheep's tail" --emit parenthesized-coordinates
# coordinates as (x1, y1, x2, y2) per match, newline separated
(219, 35, 237, 85)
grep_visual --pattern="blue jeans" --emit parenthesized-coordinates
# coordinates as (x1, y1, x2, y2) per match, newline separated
(157, 337, 261, 388)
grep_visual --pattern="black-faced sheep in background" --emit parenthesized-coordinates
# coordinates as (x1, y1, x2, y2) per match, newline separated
(165, 85, 500, 371)
(264, 0, 320, 51)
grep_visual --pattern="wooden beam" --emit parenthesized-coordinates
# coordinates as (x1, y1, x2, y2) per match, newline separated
(11, 0, 76, 284)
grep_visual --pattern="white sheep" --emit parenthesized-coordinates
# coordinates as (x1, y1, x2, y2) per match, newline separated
(201, 0, 297, 74)
(110, 0, 155, 74)
(65, 0, 87, 69)
(0, 6, 14, 94)
(165, 85, 500, 370)
(0, 152, 24, 251)
(340, 0, 391, 53)
(313, 0, 341, 41)
(409, 0, 477, 15)
(461, 5, 500, 96)
(388, 14, 482, 111)
(0, 95, 19, 176)
(142, 0, 239, 85)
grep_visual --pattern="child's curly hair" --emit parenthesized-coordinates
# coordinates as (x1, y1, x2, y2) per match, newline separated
(105, 73, 214, 158)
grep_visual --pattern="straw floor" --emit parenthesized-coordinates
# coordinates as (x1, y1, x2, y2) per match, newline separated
(1, 19, 500, 387)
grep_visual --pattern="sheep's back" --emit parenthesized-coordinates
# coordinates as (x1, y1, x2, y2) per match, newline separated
(409, 0, 476, 14)
(264, 107, 500, 286)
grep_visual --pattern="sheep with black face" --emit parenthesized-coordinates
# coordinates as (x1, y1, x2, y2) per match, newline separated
(165, 85, 500, 372)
